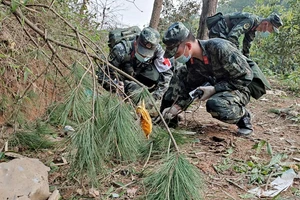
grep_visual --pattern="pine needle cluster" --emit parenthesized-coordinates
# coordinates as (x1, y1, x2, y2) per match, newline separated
(10, 121, 55, 150)
(50, 63, 146, 184)
(144, 152, 204, 200)
(140, 126, 188, 159)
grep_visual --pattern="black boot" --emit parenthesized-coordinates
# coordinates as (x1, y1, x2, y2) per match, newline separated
(237, 111, 253, 135)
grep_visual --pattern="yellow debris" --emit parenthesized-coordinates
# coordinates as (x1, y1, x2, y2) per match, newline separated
(136, 100, 152, 139)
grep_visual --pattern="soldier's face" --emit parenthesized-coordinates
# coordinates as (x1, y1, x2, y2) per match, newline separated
(266, 22, 274, 33)
(174, 43, 189, 59)
(259, 21, 274, 33)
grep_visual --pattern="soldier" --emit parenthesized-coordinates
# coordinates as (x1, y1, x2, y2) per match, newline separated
(206, 12, 283, 57)
(161, 22, 271, 136)
(107, 27, 173, 108)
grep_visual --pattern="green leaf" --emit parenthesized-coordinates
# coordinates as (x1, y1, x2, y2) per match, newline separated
(247, 161, 255, 168)
(226, 147, 234, 156)
(239, 193, 256, 199)
(0, 152, 5, 159)
(252, 140, 266, 154)
(23, 0, 30, 5)
(268, 153, 284, 167)
(0, 54, 7, 58)
(23, 67, 33, 83)
(11, 0, 21, 12)
(266, 142, 273, 156)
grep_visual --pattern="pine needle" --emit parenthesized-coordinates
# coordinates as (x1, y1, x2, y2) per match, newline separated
(10, 123, 54, 150)
(99, 93, 146, 161)
(144, 152, 204, 200)
(140, 126, 189, 159)
(68, 118, 104, 185)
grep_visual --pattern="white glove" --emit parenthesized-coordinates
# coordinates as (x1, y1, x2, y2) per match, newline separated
(198, 86, 216, 101)
(162, 105, 181, 120)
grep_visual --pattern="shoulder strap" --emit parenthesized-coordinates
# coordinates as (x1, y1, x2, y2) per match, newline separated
(118, 39, 133, 62)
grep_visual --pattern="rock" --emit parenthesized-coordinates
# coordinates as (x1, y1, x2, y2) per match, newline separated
(0, 158, 50, 200)
(48, 189, 61, 200)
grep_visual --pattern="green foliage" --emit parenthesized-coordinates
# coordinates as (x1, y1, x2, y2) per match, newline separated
(11, 0, 21, 12)
(214, 158, 233, 173)
(159, 0, 201, 34)
(9, 121, 55, 150)
(99, 94, 146, 161)
(218, 0, 256, 13)
(233, 153, 288, 184)
(252, 140, 273, 155)
(144, 152, 204, 200)
(140, 126, 189, 159)
(0, 152, 5, 160)
(69, 118, 104, 183)
(245, 0, 300, 91)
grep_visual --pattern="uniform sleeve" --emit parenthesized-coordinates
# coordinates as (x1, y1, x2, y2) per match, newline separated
(227, 18, 254, 48)
(166, 66, 209, 110)
(152, 44, 173, 100)
(242, 31, 255, 57)
(152, 68, 173, 100)
(108, 43, 126, 68)
(214, 43, 253, 93)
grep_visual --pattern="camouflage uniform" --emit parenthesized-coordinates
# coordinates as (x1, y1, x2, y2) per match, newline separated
(162, 38, 254, 124)
(208, 12, 260, 57)
(207, 12, 283, 58)
(108, 28, 173, 101)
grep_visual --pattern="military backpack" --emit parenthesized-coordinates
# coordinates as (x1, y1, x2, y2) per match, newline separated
(108, 26, 141, 50)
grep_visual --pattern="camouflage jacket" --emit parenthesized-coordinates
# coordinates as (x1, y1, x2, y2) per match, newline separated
(225, 12, 261, 57)
(108, 39, 173, 99)
(175, 38, 253, 108)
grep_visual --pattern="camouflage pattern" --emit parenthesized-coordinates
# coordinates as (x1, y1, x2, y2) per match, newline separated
(108, 39, 173, 100)
(162, 38, 254, 124)
(267, 13, 283, 33)
(208, 12, 261, 58)
(137, 27, 160, 57)
(163, 22, 190, 58)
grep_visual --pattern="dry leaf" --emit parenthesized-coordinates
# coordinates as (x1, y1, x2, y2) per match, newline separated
(127, 187, 138, 198)
(89, 188, 100, 197)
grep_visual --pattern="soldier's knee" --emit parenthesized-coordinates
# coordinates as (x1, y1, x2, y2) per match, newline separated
(206, 98, 228, 118)
(206, 98, 219, 112)
(124, 81, 139, 93)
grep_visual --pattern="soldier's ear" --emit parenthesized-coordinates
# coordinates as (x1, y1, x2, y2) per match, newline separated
(186, 42, 192, 50)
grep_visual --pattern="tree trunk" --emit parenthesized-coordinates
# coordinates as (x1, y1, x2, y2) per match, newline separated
(197, 0, 218, 39)
(149, 0, 163, 29)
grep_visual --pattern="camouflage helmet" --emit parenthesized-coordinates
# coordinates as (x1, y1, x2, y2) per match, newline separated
(267, 13, 283, 33)
(137, 27, 160, 57)
(163, 22, 190, 58)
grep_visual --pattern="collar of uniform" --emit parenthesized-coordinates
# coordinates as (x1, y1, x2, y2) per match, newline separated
(198, 39, 210, 64)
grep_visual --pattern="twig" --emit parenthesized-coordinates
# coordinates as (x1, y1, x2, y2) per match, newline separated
(225, 178, 247, 192)
(212, 164, 220, 174)
(221, 189, 237, 200)
(143, 142, 153, 169)
(4, 141, 8, 151)
(265, 169, 275, 191)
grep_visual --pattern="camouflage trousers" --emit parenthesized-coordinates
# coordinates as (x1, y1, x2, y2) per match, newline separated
(161, 66, 251, 125)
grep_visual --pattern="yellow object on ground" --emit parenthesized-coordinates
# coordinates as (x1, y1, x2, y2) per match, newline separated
(136, 101, 152, 139)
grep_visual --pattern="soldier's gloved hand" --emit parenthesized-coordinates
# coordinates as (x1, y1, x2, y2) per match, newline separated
(198, 86, 216, 101)
(162, 105, 182, 120)
(116, 81, 124, 92)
